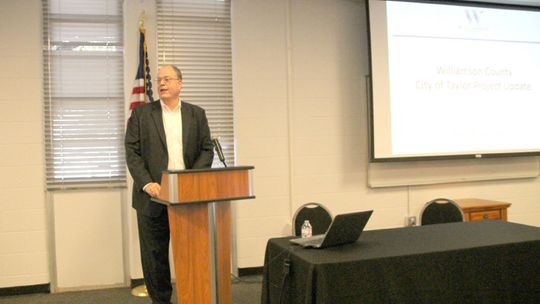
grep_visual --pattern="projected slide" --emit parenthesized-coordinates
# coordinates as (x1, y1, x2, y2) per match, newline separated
(369, 0, 540, 160)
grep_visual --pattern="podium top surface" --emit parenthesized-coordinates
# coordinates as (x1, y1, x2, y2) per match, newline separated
(163, 165, 254, 175)
(154, 165, 255, 205)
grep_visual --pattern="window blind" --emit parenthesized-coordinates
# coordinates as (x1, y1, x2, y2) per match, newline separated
(43, 0, 126, 189)
(156, 0, 234, 167)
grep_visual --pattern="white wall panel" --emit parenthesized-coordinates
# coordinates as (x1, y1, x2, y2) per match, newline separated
(0, 0, 47, 288)
(52, 190, 125, 290)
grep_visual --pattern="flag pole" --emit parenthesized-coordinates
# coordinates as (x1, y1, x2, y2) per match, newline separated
(131, 7, 150, 293)
(139, 10, 146, 29)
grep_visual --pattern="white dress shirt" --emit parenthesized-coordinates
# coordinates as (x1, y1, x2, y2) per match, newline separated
(161, 99, 185, 170)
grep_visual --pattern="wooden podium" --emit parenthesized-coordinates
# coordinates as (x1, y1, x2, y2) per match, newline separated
(153, 166, 255, 304)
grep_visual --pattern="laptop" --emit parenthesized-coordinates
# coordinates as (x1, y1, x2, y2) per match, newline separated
(289, 210, 373, 249)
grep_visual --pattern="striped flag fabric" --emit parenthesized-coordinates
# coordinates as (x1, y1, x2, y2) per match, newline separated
(129, 24, 153, 110)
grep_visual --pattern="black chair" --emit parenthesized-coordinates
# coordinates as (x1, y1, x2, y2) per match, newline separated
(420, 198, 464, 226)
(292, 202, 333, 236)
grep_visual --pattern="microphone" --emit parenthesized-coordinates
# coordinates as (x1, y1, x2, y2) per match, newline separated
(212, 137, 227, 167)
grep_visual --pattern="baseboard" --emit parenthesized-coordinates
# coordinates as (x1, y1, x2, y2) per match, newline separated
(0, 283, 50, 297)
(131, 267, 262, 287)
(238, 266, 263, 277)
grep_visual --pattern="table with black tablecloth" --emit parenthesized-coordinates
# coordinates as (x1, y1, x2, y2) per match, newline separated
(261, 221, 540, 304)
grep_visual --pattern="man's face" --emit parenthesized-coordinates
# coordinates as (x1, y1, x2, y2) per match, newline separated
(157, 66, 182, 102)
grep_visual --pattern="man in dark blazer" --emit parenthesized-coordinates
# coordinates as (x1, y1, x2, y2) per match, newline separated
(125, 64, 214, 304)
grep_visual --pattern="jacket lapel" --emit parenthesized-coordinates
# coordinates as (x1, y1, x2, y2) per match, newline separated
(151, 101, 167, 150)
(181, 101, 191, 150)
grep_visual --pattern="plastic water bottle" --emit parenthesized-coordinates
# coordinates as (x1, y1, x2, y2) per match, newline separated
(301, 220, 312, 238)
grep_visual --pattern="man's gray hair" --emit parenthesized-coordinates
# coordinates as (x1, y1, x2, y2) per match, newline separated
(162, 64, 183, 80)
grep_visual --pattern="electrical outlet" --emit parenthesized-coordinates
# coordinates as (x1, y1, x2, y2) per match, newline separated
(406, 216, 417, 227)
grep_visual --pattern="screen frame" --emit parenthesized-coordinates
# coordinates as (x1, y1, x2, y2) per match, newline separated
(366, 0, 540, 163)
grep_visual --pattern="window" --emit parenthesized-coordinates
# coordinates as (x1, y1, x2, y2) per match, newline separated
(43, 0, 125, 189)
(156, 0, 234, 166)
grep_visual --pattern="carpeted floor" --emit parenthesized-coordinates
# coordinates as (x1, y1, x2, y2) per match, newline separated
(0, 275, 262, 304)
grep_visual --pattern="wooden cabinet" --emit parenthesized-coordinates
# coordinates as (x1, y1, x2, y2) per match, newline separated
(454, 198, 511, 222)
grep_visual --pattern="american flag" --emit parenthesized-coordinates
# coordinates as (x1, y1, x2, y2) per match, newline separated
(129, 25, 153, 109)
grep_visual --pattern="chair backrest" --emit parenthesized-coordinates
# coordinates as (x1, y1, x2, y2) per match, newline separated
(420, 198, 464, 226)
(292, 202, 333, 236)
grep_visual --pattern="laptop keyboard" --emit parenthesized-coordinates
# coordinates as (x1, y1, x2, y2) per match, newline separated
(292, 234, 325, 247)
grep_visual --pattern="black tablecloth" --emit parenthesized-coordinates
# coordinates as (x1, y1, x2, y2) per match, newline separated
(261, 220, 540, 304)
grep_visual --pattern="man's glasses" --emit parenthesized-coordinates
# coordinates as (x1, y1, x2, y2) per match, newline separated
(157, 77, 180, 84)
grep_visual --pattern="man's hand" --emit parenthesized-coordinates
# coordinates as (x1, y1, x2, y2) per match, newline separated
(143, 182, 161, 198)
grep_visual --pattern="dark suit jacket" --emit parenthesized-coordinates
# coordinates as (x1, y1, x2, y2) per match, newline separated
(125, 100, 214, 217)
